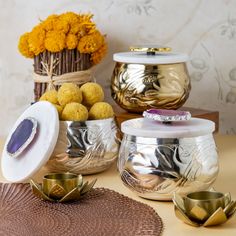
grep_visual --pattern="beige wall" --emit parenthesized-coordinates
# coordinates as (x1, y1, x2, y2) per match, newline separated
(0, 0, 235, 135)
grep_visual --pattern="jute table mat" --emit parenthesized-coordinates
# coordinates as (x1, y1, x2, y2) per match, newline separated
(0, 183, 163, 236)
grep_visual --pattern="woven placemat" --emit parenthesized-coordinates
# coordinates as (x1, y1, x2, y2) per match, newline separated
(0, 183, 163, 236)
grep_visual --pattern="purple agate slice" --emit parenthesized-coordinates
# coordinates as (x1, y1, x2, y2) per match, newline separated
(7, 117, 37, 157)
(143, 109, 191, 122)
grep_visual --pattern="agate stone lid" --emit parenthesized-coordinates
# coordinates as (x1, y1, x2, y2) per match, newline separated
(1, 101, 59, 182)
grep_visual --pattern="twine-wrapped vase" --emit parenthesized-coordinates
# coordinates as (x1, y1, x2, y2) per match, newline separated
(33, 49, 93, 101)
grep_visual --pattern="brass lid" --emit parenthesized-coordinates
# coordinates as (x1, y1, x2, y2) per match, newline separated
(130, 45, 172, 54)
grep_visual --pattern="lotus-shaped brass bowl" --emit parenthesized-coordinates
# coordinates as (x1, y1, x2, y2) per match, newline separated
(173, 191, 236, 227)
(30, 173, 96, 203)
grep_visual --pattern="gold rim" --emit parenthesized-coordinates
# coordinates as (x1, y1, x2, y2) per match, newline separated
(130, 45, 172, 53)
(44, 173, 78, 180)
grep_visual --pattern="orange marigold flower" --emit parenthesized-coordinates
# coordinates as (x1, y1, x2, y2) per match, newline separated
(78, 13, 93, 24)
(41, 14, 58, 31)
(28, 26, 46, 55)
(66, 34, 78, 50)
(18, 11, 107, 62)
(60, 12, 78, 24)
(78, 13, 96, 34)
(45, 31, 66, 52)
(86, 24, 97, 34)
(77, 25, 87, 39)
(18, 32, 34, 58)
(61, 12, 80, 34)
(60, 12, 94, 35)
(91, 43, 107, 65)
(78, 30, 104, 53)
(53, 18, 69, 34)
(71, 23, 84, 35)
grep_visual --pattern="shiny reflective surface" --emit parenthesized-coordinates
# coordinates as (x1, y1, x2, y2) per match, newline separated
(185, 191, 227, 222)
(118, 134, 218, 200)
(46, 118, 119, 175)
(43, 173, 79, 199)
(111, 63, 191, 112)
(143, 109, 191, 122)
(129, 45, 172, 53)
(30, 174, 96, 203)
(173, 192, 236, 227)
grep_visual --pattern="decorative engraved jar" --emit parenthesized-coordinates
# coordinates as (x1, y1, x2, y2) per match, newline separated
(118, 115, 218, 201)
(1, 102, 119, 183)
(111, 46, 191, 112)
(46, 118, 119, 175)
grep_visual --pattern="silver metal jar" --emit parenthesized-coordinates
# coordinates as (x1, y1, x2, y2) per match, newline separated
(45, 118, 119, 175)
(118, 117, 218, 201)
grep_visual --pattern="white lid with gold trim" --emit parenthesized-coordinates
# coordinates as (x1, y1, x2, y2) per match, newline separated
(113, 45, 188, 65)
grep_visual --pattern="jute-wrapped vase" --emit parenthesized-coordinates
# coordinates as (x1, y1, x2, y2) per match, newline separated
(33, 49, 92, 101)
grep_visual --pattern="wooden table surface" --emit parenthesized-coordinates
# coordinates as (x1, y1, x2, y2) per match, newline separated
(0, 134, 236, 236)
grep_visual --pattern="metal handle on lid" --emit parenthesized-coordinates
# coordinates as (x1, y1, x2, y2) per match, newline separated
(143, 109, 191, 123)
(130, 45, 172, 55)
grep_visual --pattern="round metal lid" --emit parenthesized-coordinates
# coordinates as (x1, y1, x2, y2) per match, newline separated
(114, 45, 188, 64)
(113, 52, 188, 64)
(1, 101, 59, 182)
(121, 117, 215, 138)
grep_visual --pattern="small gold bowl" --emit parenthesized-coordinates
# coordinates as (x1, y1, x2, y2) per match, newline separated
(185, 191, 227, 222)
(173, 191, 236, 227)
(30, 173, 96, 203)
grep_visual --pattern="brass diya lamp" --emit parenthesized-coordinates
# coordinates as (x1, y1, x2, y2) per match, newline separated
(173, 191, 236, 227)
(111, 45, 191, 113)
(30, 173, 96, 203)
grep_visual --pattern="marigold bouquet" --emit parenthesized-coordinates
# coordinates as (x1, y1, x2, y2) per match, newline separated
(18, 12, 107, 100)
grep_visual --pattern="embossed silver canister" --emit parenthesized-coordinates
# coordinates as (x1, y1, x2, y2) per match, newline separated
(111, 46, 191, 112)
(118, 112, 218, 201)
(46, 118, 119, 175)
(1, 102, 119, 182)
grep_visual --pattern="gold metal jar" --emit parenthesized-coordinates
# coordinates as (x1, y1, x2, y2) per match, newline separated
(111, 46, 191, 112)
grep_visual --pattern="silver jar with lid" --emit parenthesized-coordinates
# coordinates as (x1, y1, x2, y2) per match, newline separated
(118, 109, 218, 200)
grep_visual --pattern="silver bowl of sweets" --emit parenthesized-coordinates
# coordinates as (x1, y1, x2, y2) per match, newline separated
(43, 82, 120, 175)
(46, 118, 119, 175)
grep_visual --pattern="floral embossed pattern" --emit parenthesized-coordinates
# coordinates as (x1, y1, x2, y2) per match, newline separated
(0, 184, 163, 236)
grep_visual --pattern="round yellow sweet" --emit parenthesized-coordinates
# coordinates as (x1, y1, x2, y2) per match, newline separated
(39, 90, 58, 104)
(53, 104, 63, 117)
(89, 102, 114, 120)
(80, 82, 104, 107)
(58, 83, 82, 106)
(61, 102, 88, 121)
